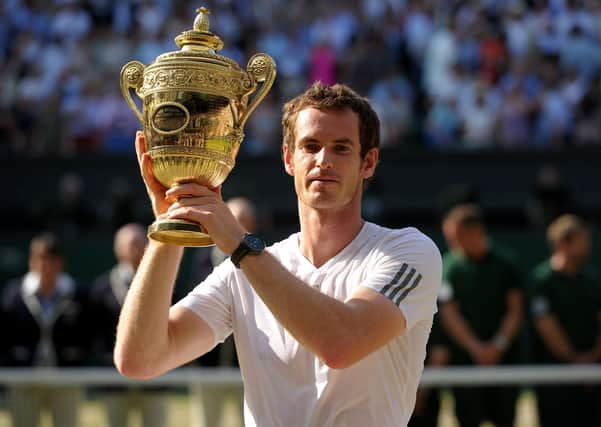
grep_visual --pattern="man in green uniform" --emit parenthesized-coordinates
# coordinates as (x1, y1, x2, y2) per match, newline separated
(530, 214, 601, 427)
(438, 204, 524, 427)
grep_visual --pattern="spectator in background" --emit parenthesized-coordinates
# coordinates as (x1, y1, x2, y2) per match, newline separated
(529, 214, 601, 427)
(479, 21, 508, 86)
(458, 80, 499, 149)
(573, 78, 601, 146)
(244, 96, 281, 155)
(187, 197, 258, 427)
(439, 204, 524, 427)
(50, 0, 92, 46)
(424, 97, 461, 149)
(0, 232, 89, 427)
(496, 80, 533, 148)
(308, 38, 337, 86)
(368, 67, 415, 148)
(87, 223, 169, 427)
(535, 54, 573, 147)
(423, 17, 458, 103)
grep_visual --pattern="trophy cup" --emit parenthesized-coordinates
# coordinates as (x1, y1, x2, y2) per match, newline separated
(120, 7, 276, 247)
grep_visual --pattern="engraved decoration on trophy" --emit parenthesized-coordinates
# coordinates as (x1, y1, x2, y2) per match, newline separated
(120, 7, 276, 246)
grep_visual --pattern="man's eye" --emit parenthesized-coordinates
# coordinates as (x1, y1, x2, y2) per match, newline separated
(304, 144, 319, 152)
(335, 145, 350, 152)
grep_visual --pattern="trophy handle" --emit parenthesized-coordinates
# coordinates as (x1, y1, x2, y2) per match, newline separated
(239, 53, 277, 128)
(120, 61, 146, 124)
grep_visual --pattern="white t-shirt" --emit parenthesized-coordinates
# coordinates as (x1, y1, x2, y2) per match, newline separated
(177, 222, 442, 427)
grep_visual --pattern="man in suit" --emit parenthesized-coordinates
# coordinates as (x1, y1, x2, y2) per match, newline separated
(1, 232, 88, 427)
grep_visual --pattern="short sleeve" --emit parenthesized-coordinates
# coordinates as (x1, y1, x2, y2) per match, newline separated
(438, 254, 460, 304)
(174, 261, 234, 345)
(360, 230, 443, 331)
(529, 276, 552, 318)
(438, 279, 454, 303)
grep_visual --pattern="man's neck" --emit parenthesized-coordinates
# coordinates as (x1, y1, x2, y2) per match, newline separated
(458, 238, 489, 261)
(550, 253, 581, 277)
(38, 280, 58, 299)
(298, 205, 364, 268)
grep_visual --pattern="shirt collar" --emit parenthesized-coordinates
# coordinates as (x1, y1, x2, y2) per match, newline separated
(22, 271, 75, 297)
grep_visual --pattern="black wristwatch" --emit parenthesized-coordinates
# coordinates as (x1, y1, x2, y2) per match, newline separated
(231, 233, 266, 268)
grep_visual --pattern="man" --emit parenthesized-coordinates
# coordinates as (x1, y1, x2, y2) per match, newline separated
(114, 82, 442, 426)
(530, 214, 601, 427)
(1, 232, 88, 427)
(438, 203, 524, 427)
(88, 223, 169, 427)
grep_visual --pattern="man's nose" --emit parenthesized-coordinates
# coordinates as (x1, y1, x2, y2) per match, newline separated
(315, 147, 333, 169)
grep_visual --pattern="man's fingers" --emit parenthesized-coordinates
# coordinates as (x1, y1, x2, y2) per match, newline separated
(166, 182, 216, 199)
(142, 153, 167, 195)
(135, 131, 146, 165)
(141, 153, 153, 181)
(167, 206, 206, 224)
(167, 198, 216, 211)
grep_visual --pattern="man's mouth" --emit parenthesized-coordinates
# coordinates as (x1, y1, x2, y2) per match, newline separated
(308, 172, 338, 182)
(309, 176, 338, 184)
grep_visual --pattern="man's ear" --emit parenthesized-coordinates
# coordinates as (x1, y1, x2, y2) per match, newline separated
(283, 143, 294, 176)
(361, 148, 379, 180)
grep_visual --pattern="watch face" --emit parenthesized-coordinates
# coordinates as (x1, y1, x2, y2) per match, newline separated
(246, 234, 265, 251)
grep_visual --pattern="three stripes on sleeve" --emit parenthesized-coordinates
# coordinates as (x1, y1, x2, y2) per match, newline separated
(379, 263, 423, 307)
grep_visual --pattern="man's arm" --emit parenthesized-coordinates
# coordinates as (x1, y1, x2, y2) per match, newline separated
(440, 301, 484, 360)
(492, 289, 523, 350)
(114, 241, 216, 378)
(239, 251, 406, 369)
(534, 313, 577, 362)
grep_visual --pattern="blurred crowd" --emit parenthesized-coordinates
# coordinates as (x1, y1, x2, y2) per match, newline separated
(1, 0, 601, 157)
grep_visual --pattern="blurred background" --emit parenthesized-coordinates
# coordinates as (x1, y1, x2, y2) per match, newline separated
(0, 0, 600, 426)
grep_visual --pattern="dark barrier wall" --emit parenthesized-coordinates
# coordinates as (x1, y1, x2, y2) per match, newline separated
(2, 148, 600, 227)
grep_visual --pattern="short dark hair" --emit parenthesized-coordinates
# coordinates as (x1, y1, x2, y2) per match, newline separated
(281, 82, 380, 159)
(29, 232, 63, 258)
(443, 204, 484, 227)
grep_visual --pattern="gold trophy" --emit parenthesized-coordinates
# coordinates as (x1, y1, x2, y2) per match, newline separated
(120, 7, 276, 247)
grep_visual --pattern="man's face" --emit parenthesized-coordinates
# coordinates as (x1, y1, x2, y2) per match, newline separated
(30, 252, 62, 286)
(118, 232, 147, 270)
(566, 229, 591, 264)
(283, 107, 377, 211)
(443, 221, 484, 257)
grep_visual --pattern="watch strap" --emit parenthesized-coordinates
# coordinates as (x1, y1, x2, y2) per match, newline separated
(231, 233, 251, 268)
(231, 233, 265, 268)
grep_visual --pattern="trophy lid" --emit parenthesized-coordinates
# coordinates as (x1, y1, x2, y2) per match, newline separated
(153, 6, 242, 70)
(175, 7, 224, 52)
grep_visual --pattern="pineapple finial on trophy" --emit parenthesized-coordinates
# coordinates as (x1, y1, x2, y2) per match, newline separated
(174, 6, 223, 51)
(194, 7, 210, 32)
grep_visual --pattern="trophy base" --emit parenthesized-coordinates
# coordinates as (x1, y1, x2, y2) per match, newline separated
(148, 219, 214, 247)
